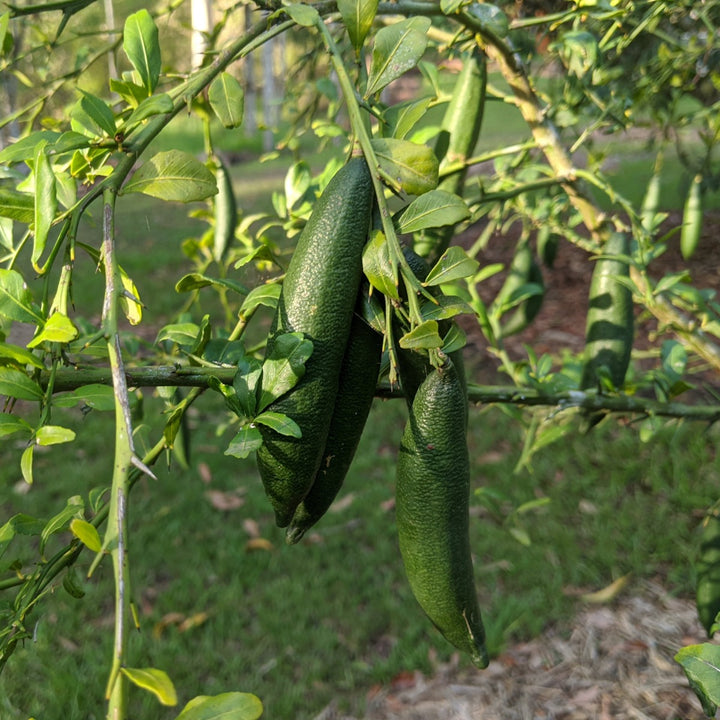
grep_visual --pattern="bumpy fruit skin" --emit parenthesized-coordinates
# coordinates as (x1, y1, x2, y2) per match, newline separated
(286, 299, 383, 544)
(256, 158, 374, 527)
(696, 513, 720, 636)
(580, 232, 633, 391)
(396, 356, 488, 669)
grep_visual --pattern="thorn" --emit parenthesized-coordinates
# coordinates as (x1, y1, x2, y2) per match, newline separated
(131, 455, 157, 481)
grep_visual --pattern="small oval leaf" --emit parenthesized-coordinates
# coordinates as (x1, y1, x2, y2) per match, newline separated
(371, 138, 438, 196)
(174, 692, 263, 720)
(425, 246, 479, 286)
(70, 518, 102, 552)
(121, 667, 177, 707)
(397, 189, 469, 233)
(208, 73, 245, 129)
(123, 151, 217, 202)
(366, 17, 431, 97)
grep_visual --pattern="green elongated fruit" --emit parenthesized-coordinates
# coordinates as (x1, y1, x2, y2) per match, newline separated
(256, 157, 374, 527)
(580, 232, 633, 391)
(396, 355, 488, 669)
(213, 155, 237, 263)
(640, 171, 661, 235)
(495, 238, 544, 339)
(696, 512, 720, 636)
(286, 292, 383, 544)
(680, 174, 703, 260)
(416, 51, 487, 261)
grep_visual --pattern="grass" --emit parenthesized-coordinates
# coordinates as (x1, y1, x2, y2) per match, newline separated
(2, 70, 719, 720)
(0, 396, 717, 719)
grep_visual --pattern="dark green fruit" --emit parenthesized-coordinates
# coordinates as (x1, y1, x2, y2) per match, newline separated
(256, 157, 374, 527)
(580, 232, 633, 391)
(396, 355, 488, 669)
(286, 292, 383, 544)
(697, 513, 720, 636)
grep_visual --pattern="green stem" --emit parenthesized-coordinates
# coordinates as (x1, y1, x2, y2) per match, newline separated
(100, 190, 134, 720)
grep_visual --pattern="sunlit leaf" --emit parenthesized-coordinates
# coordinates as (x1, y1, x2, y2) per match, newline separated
(27, 312, 78, 348)
(371, 138, 438, 195)
(174, 692, 263, 720)
(366, 17, 431, 97)
(675, 643, 720, 717)
(0, 188, 35, 223)
(36, 425, 76, 446)
(123, 9, 161, 94)
(396, 189, 469, 233)
(399, 320, 443, 349)
(337, 0, 378, 53)
(121, 667, 177, 706)
(123, 151, 217, 202)
(362, 228, 399, 300)
(208, 73, 245, 129)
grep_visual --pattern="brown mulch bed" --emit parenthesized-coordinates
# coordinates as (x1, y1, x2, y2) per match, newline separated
(314, 582, 706, 720)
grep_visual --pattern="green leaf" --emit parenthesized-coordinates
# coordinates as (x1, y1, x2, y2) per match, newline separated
(225, 426, 263, 459)
(337, 0, 378, 54)
(32, 144, 57, 268)
(366, 17, 431, 97)
(283, 2, 320, 27)
(441, 322, 466, 353)
(0, 341, 44, 368)
(123, 150, 217, 202)
(362, 228, 399, 301)
(53, 384, 116, 411)
(0, 188, 35, 223)
(0, 269, 42, 324)
(0, 131, 60, 163)
(36, 425, 76, 446)
(208, 73, 245, 129)
(661, 340, 687, 379)
(174, 692, 263, 720)
(78, 90, 117, 136)
(384, 96, 433, 140)
(420, 294, 472, 322)
(70, 518, 102, 552)
(233, 356, 262, 417)
(399, 320, 443, 349)
(258, 332, 313, 411)
(370, 138, 438, 195)
(122, 667, 177, 706)
(0, 412, 32, 438)
(465, 2, 510, 37)
(20, 444, 33, 484)
(254, 411, 302, 438)
(41, 496, 84, 553)
(156, 323, 201, 349)
(0, 217, 12, 250)
(675, 644, 720, 717)
(239, 283, 281, 316)
(175, 273, 249, 296)
(123, 10, 161, 94)
(396, 189, 469, 233)
(124, 93, 173, 130)
(557, 30, 598, 78)
(27, 312, 78, 348)
(109, 78, 148, 108)
(50, 131, 92, 156)
(0, 367, 43, 401)
(284, 160, 311, 211)
(425, 246, 479, 286)
(119, 271, 143, 325)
